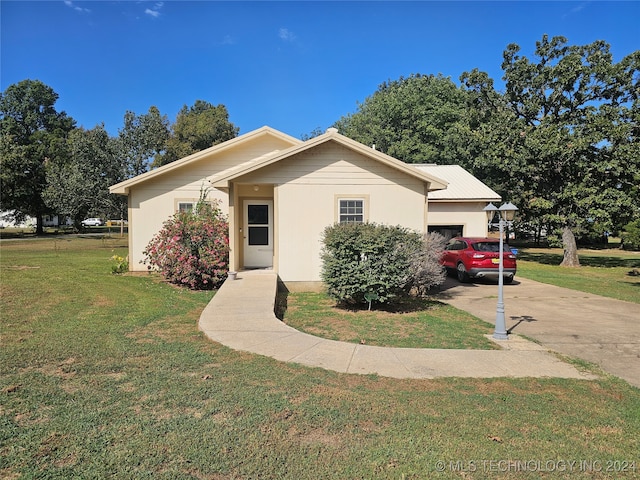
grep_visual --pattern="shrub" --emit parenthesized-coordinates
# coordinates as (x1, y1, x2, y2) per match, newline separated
(621, 219, 640, 251)
(321, 222, 444, 307)
(110, 254, 129, 274)
(406, 232, 447, 295)
(142, 198, 229, 289)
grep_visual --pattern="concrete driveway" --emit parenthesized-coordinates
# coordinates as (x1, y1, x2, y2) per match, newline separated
(438, 277, 640, 388)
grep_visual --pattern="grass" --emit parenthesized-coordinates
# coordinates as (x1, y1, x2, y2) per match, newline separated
(280, 292, 498, 349)
(1, 238, 640, 479)
(517, 247, 640, 303)
(0, 225, 127, 239)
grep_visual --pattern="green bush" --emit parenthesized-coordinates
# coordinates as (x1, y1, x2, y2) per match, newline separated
(621, 219, 640, 251)
(321, 223, 444, 307)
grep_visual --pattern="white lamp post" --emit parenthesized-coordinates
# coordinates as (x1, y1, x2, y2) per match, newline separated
(483, 202, 518, 340)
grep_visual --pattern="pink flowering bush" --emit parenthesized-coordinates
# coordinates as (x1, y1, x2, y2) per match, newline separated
(142, 200, 229, 290)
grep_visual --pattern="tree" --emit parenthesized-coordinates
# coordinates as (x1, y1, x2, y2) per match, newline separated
(0, 79, 75, 233)
(154, 100, 239, 167)
(44, 125, 126, 227)
(118, 106, 170, 176)
(462, 36, 639, 266)
(334, 74, 473, 164)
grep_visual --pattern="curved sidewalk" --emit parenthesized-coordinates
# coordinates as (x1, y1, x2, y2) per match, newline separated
(198, 270, 594, 381)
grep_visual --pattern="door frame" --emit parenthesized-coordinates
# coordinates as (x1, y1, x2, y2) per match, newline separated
(242, 199, 274, 268)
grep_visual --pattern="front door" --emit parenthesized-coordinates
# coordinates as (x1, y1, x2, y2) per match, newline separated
(243, 200, 273, 268)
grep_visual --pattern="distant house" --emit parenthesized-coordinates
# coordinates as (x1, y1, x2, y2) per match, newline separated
(43, 214, 73, 227)
(0, 212, 73, 229)
(110, 126, 500, 290)
(0, 211, 36, 229)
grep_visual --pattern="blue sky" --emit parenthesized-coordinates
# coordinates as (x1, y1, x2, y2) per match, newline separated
(2, 1, 638, 139)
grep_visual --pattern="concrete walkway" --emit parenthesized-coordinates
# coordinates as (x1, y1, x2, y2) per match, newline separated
(198, 270, 595, 381)
(439, 277, 640, 388)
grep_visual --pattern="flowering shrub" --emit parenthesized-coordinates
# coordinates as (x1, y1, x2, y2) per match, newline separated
(142, 199, 229, 289)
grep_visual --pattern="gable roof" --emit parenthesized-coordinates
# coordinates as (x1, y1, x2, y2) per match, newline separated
(414, 164, 501, 202)
(109, 126, 302, 195)
(209, 128, 448, 191)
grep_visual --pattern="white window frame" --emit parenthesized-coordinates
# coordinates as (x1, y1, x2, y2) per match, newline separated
(336, 196, 368, 224)
(177, 202, 195, 213)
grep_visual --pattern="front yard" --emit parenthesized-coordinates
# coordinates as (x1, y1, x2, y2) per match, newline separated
(1, 237, 638, 479)
(517, 247, 640, 304)
(279, 292, 498, 349)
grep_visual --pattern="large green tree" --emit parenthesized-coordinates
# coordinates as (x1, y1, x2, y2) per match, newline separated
(0, 79, 76, 233)
(44, 125, 126, 227)
(334, 74, 473, 165)
(462, 35, 639, 265)
(118, 106, 170, 176)
(153, 100, 239, 167)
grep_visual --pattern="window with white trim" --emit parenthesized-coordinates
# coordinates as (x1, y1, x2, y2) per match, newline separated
(339, 199, 364, 223)
(177, 202, 195, 213)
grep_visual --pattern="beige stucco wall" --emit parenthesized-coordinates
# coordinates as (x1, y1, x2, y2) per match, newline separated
(128, 180, 228, 272)
(427, 201, 490, 237)
(127, 135, 293, 271)
(234, 142, 428, 282)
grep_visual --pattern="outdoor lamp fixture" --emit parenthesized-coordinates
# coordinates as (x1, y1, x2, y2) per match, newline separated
(483, 202, 519, 340)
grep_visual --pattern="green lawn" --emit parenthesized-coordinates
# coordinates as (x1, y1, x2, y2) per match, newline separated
(280, 292, 498, 349)
(517, 247, 640, 304)
(1, 238, 639, 479)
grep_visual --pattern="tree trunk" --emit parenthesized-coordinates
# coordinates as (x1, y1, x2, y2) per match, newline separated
(35, 214, 44, 235)
(560, 226, 580, 267)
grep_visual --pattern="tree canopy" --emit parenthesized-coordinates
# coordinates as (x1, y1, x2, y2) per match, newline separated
(0, 79, 76, 233)
(153, 100, 238, 167)
(462, 35, 639, 265)
(44, 125, 127, 226)
(1, 81, 238, 230)
(336, 36, 639, 264)
(334, 74, 472, 165)
(118, 106, 170, 176)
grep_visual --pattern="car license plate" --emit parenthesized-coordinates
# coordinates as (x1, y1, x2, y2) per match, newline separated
(491, 258, 500, 264)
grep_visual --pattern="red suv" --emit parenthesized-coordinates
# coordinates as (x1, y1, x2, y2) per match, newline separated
(441, 237, 517, 284)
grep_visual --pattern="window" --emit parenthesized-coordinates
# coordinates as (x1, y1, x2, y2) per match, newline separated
(445, 239, 467, 251)
(177, 202, 195, 213)
(339, 199, 364, 224)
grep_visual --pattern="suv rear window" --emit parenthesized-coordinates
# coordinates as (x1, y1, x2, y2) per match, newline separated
(472, 242, 510, 252)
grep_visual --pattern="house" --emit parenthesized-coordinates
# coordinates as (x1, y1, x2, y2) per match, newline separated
(0, 211, 36, 229)
(110, 126, 500, 291)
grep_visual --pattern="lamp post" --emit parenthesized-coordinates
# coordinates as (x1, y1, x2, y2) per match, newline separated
(483, 202, 518, 340)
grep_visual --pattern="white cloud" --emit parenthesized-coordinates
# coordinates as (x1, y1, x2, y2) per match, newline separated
(278, 28, 296, 42)
(145, 2, 164, 18)
(63, 1, 90, 14)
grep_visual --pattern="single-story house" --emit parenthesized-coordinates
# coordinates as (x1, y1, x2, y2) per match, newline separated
(110, 126, 500, 290)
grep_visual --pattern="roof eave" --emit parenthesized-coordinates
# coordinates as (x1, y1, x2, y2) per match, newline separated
(209, 130, 449, 191)
(428, 197, 502, 202)
(108, 126, 302, 194)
